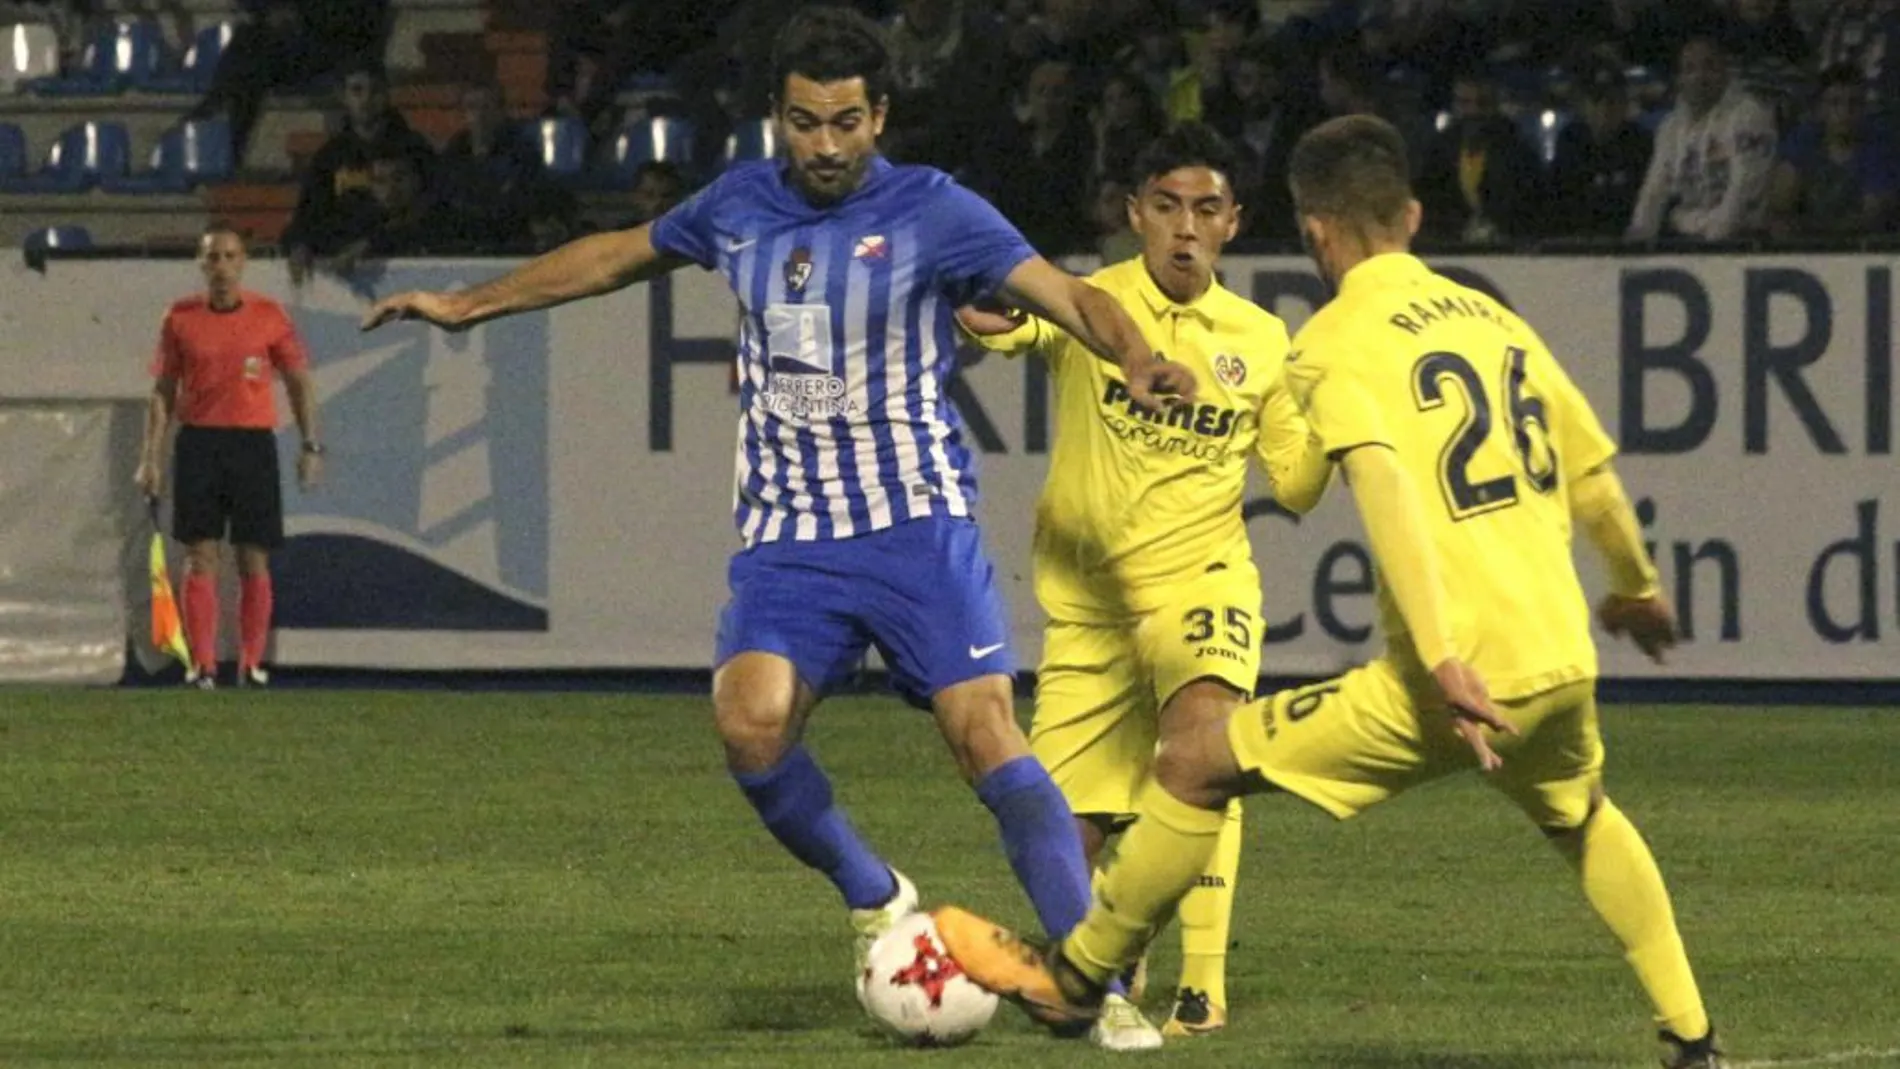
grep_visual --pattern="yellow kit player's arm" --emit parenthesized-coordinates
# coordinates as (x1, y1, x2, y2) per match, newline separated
(954, 305, 1058, 358)
(1255, 380, 1332, 514)
(1338, 446, 1461, 668)
(1570, 464, 1660, 600)
(1538, 342, 1678, 660)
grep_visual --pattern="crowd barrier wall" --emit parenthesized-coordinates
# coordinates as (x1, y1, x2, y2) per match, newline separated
(0, 251, 1892, 683)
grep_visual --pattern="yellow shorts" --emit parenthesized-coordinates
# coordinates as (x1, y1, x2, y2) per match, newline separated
(1229, 660, 1605, 829)
(1032, 567, 1263, 819)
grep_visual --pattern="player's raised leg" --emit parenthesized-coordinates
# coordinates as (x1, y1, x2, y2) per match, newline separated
(936, 686, 1249, 1028)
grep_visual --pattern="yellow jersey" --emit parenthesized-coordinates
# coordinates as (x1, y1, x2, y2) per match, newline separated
(1284, 253, 1618, 699)
(970, 258, 1329, 624)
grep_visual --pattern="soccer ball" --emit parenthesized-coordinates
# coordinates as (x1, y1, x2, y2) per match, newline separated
(857, 911, 999, 1046)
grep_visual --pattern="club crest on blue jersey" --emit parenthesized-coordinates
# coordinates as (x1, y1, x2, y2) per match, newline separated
(1213, 353, 1247, 388)
(784, 247, 813, 293)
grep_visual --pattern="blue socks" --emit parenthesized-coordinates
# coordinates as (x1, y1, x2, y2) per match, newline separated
(975, 755, 1093, 940)
(734, 746, 897, 910)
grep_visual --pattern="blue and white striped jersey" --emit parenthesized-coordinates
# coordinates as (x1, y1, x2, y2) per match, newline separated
(650, 157, 1036, 547)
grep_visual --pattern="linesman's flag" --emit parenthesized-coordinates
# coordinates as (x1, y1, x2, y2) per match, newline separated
(146, 498, 191, 667)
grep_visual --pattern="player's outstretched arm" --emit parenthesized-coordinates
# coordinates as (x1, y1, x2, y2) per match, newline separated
(995, 256, 1197, 408)
(1339, 445, 1517, 768)
(361, 225, 688, 333)
(1570, 462, 1679, 662)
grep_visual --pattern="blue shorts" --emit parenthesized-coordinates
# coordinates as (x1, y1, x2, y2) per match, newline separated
(714, 516, 1016, 708)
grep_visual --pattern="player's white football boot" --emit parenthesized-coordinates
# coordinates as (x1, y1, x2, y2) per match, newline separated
(1089, 992, 1164, 1051)
(183, 668, 215, 691)
(240, 666, 269, 688)
(850, 868, 918, 971)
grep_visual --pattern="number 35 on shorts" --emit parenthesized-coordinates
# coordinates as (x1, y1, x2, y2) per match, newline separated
(1180, 603, 1254, 663)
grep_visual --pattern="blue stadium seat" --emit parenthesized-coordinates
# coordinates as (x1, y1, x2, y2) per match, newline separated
(23, 225, 93, 252)
(0, 123, 25, 178)
(584, 116, 695, 191)
(0, 23, 62, 93)
(103, 118, 233, 193)
(0, 121, 130, 192)
(139, 21, 234, 94)
(29, 19, 165, 96)
(528, 116, 588, 177)
(612, 117, 694, 171)
(723, 118, 778, 164)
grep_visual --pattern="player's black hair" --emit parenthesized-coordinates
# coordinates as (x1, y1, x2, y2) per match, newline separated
(1288, 113, 1413, 229)
(771, 5, 894, 105)
(1130, 122, 1242, 196)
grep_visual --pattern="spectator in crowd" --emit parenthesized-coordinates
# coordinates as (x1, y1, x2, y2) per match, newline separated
(1117, 7, 1187, 119)
(1720, 0, 1814, 122)
(1091, 70, 1164, 188)
(1168, 0, 1261, 124)
(1550, 62, 1656, 235)
(283, 59, 437, 283)
(1201, 44, 1317, 240)
(360, 152, 466, 257)
(544, 0, 638, 141)
(438, 83, 578, 252)
(183, 0, 392, 168)
(1362, 0, 1494, 111)
(976, 58, 1094, 254)
(1317, 41, 1434, 166)
(1813, 0, 1900, 116)
(1768, 64, 1900, 236)
(626, 160, 688, 225)
(1416, 69, 1544, 241)
(1627, 35, 1778, 241)
(1599, 0, 1727, 72)
(879, 0, 1008, 170)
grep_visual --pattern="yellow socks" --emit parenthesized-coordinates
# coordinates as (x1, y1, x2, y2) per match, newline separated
(1064, 782, 1225, 985)
(1554, 799, 1711, 1041)
(1175, 797, 1242, 1008)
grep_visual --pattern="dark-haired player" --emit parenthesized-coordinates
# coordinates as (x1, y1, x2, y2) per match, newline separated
(958, 122, 1330, 1044)
(362, 4, 1195, 992)
(938, 114, 1728, 1068)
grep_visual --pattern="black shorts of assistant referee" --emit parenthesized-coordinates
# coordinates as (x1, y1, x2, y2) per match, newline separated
(172, 425, 284, 549)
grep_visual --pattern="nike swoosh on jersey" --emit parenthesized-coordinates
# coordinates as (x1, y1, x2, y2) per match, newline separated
(968, 642, 1006, 659)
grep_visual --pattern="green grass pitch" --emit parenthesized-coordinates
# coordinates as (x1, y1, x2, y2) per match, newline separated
(0, 690, 1895, 1067)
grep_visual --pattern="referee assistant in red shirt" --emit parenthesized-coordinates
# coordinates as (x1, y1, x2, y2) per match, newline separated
(136, 224, 323, 688)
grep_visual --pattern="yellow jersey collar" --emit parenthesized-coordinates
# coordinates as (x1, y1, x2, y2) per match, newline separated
(1129, 259, 1223, 324)
(1338, 252, 1430, 298)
